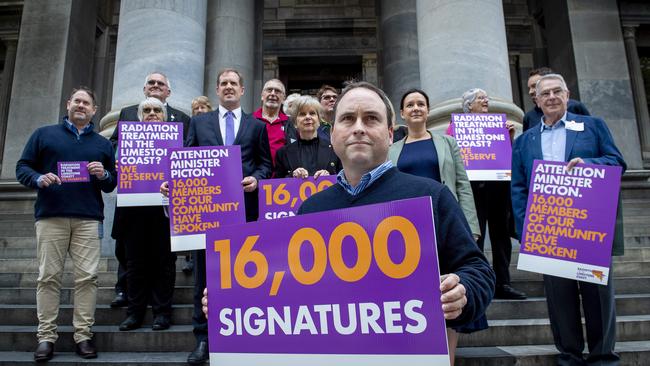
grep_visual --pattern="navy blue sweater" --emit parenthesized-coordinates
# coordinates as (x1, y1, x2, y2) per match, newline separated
(16, 120, 117, 220)
(299, 167, 495, 328)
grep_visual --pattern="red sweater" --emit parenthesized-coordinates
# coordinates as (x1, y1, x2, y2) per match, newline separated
(253, 108, 289, 164)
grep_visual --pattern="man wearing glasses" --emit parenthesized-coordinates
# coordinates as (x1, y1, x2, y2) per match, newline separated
(253, 79, 289, 164)
(512, 73, 626, 365)
(316, 84, 339, 135)
(108, 72, 191, 309)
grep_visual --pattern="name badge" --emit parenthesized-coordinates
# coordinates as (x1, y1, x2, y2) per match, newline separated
(565, 120, 584, 132)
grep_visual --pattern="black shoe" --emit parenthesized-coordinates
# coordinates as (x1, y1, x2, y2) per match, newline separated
(119, 315, 143, 331)
(75, 339, 97, 359)
(34, 341, 54, 362)
(187, 340, 209, 365)
(152, 315, 171, 330)
(495, 284, 527, 300)
(110, 292, 127, 308)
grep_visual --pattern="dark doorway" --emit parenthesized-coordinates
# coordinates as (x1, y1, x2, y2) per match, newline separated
(278, 56, 362, 96)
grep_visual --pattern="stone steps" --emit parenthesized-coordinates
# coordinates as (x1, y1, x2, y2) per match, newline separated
(0, 294, 648, 326)
(0, 351, 199, 365)
(457, 314, 650, 347)
(0, 341, 649, 366)
(0, 304, 194, 326)
(2, 315, 649, 352)
(0, 257, 191, 273)
(455, 340, 650, 366)
(0, 286, 195, 305)
(507, 276, 650, 297)
(0, 271, 194, 287)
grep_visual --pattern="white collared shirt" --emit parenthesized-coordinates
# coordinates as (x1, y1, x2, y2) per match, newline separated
(218, 105, 242, 141)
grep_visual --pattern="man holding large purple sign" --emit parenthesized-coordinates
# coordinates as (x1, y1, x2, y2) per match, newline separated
(512, 73, 627, 365)
(298, 82, 494, 365)
(202, 82, 495, 366)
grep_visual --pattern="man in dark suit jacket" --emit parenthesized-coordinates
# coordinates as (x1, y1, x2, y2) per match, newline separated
(184, 68, 272, 365)
(512, 74, 626, 365)
(109, 72, 190, 308)
(523, 67, 590, 132)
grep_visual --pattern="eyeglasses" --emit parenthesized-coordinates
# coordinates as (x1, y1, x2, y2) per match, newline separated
(147, 80, 167, 87)
(476, 95, 489, 102)
(143, 107, 163, 113)
(321, 95, 337, 101)
(264, 87, 284, 95)
(538, 88, 566, 99)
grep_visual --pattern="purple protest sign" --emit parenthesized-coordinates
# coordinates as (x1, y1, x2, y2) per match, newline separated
(258, 176, 337, 221)
(517, 160, 622, 285)
(57, 161, 90, 183)
(450, 113, 512, 181)
(206, 197, 449, 366)
(168, 146, 245, 252)
(116, 121, 183, 207)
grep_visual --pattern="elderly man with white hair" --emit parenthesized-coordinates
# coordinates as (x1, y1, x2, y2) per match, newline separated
(512, 73, 626, 365)
(108, 72, 191, 310)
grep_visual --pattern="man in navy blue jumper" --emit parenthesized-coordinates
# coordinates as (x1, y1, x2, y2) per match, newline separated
(16, 87, 117, 362)
(298, 82, 495, 330)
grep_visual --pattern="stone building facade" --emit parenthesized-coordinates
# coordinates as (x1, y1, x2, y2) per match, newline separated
(0, 0, 649, 181)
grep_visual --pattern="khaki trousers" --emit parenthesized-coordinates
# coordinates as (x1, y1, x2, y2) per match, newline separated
(35, 218, 100, 343)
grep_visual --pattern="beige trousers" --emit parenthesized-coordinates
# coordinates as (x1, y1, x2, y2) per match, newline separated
(35, 218, 100, 343)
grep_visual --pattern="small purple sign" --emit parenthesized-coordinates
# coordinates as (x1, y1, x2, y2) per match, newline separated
(258, 176, 337, 221)
(517, 160, 622, 285)
(116, 121, 183, 207)
(168, 146, 246, 252)
(450, 113, 511, 181)
(57, 161, 90, 183)
(206, 197, 449, 366)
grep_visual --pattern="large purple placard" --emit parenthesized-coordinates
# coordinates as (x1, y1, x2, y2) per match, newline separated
(206, 197, 449, 366)
(258, 176, 337, 220)
(57, 161, 89, 183)
(116, 121, 183, 206)
(168, 146, 245, 251)
(450, 113, 511, 181)
(517, 160, 622, 285)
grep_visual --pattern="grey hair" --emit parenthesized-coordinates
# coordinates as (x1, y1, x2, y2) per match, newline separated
(291, 95, 323, 123)
(283, 93, 301, 115)
(137, 97, 167, 121)
(461, 88, 487, 113)
(535, 74, 568, 96)
(144, 72, 171, 90)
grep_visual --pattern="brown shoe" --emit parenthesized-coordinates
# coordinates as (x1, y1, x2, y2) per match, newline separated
(75, 339, 97, 359)
(34, 341, 54, 362)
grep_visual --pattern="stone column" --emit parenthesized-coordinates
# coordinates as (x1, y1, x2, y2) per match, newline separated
(204, 0, 256, 112)
(415, 0, 523, 131)
(623, 25, 650, 163)
(0, 37, 18, 171)
(1, 0, 98, 179)
(378, 0, 420, 123)
(102, 0, 207, 136)
(97, 1, 207, 255)
(545, 0, 642, 169)
(362, 54, 378, 86)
